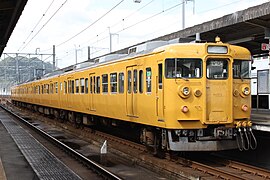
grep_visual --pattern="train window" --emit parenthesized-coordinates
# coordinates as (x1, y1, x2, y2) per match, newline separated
(165, 58, 202, 78)
(55, 82, 58, 93)
(133, 70, 138, 93)
(38, 86, 40, 94)
(90, 77, 93, 93)
(146, 67, 151, 93)
(158, 64, 162, 89)
(110, 73, 117, 93)
(139, 70, 143, 93)
(80, 78, 85, 93)
(46, 84, 49, 94)
(50, 83, 53, 94)
(64, 81, 67, 94)
(96, 76, 100, 94)
(60, 83, 62, 92)
(85, 78, 88, 94)
(71, 80, 75, 94)
(41, 85, 44, 94)
(102, 74, 108, 93)
(75, 79, 79, 93)
(93, 76, 96, 93)
(128, 70, 132, 94)
(118, 73, 124, 93)
(233, 60, 251, 79)
(206, 59, 228, 79)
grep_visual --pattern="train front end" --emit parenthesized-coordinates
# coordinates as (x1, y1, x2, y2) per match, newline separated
(162, 38, 256, 151)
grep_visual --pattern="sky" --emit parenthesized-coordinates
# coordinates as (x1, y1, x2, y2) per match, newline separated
(1, 0, 269, 68)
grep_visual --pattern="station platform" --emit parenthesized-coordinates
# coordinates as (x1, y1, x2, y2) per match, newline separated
(251, 109, 270, 132)
(0, 108, 81, 180)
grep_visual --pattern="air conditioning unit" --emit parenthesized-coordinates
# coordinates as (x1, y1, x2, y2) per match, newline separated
(134, 0, 141, 3)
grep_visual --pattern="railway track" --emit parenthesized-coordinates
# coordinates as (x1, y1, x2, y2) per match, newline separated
(176, 156, 270, 180)
(4, 102, 270, 180)
(0, 104, 122, 180)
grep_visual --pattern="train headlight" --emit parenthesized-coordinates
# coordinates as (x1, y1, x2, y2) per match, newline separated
(241, 86, 250, 96)
(178, 85, 191, 98)
(183, 87, 190, 95)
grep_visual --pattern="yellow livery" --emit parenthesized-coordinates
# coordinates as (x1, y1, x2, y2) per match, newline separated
(11, 38, 257, 151)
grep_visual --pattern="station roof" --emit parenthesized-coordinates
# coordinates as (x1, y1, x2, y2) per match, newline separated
(157, 2, 270, 57)
(115, 2, 270, 57)
(0, 0, 28, 56)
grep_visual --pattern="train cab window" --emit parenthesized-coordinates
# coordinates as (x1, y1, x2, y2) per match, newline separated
(85, 78, 89, 94)
(133, 70, 138, 93)
(206, 59, 228, 79)
(102, 74, 108, 93)
(110, 73, 117, 93)
(119, 73, 124, 93)
(165, 58, 202, 78)
(96, 76, 100, 94)
(139, 70, 143, 93)
(75, 79, 79, 93)
(233, 60, 251, 79)
(128, 70, 132, 94)
(146, 67, 152, 93)
(80, 78, 85, 93)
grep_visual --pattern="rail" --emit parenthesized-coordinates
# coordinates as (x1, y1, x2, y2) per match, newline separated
(0, 105, 122, 180)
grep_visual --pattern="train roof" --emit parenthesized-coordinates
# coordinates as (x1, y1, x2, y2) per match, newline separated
(13, 39, 250, 86)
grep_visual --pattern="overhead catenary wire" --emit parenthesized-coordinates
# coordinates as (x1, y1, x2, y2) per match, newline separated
(83, 1, 184, 51)
(20, 0, 68, 52)
(78, 0, 155, 48)
(17, 0, 55, 51)
(56, 0, 125, 47)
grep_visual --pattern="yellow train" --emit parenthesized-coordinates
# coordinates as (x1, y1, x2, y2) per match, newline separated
(11, 37, 257, 151)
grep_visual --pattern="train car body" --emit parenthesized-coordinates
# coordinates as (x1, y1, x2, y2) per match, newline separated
(11, 38, 256, 151)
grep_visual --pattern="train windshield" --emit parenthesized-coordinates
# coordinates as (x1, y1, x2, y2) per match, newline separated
(206, 58, 228, 79)
(233, 60, 251, 79)
(165, 58, 202, 78)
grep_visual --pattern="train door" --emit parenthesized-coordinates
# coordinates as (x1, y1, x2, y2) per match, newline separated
(156, 63, 164, 119)
(66, 77, 74, 108)
(126, 66, 138, 117)
(206, 58, 232, 123)
(89, 74, 96, 111)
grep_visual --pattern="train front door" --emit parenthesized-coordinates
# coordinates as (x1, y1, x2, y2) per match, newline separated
(89, 74, 96, 111)
(126, 66, 138, 117)
(206, 58, 232, 124)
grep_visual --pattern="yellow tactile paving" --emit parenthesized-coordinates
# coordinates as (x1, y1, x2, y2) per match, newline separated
(0, 158, 6, 180)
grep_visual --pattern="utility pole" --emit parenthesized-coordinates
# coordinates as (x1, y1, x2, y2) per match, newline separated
(53, 45, 56, 71)
(182, 0, 195, 29)
(88, 46, 91, 61)
(108, 27, 119, 53)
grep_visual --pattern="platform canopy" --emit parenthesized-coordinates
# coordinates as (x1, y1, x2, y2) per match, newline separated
(0, 0, 28, 56)
(115, 2, 270, 57)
